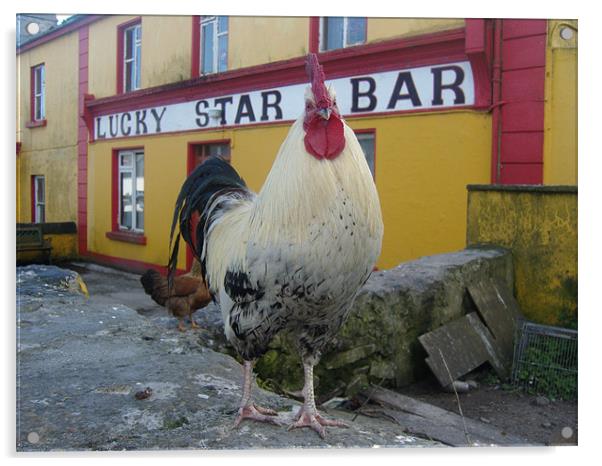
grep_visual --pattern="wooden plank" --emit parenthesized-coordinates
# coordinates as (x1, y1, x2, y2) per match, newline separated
(360, 386, 535, 446)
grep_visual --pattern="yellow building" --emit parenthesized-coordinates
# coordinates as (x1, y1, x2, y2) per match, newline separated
(16, 15, 577, 274)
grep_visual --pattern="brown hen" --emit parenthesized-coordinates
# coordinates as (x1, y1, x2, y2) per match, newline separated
(140, 262, 212, 331)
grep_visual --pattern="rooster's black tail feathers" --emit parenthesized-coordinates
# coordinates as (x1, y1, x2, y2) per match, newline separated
(167, 156, 248, 288)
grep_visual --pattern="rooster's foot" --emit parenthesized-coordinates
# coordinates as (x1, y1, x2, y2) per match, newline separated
(288, 408, 349, 438)
(177, 321, 187, 332)
(190, 319, 199, 330)
(233, 403, 283, 428)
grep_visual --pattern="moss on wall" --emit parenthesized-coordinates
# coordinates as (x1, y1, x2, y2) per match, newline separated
(466, 185, 577, 327)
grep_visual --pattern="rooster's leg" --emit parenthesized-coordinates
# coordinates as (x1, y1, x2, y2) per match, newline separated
(288, 358, 349, 438)
(233, 360, 282, 428)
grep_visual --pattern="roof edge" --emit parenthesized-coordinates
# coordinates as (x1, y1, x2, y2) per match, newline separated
(17, 14, 105, 54)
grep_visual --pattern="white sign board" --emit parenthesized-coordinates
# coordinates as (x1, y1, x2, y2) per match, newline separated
(94, 61, 474, 140)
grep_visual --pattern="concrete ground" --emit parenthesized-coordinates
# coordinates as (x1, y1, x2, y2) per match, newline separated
(16, 262, 438, 451)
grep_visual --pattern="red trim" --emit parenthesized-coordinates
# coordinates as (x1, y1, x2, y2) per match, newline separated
(491, 19, 503, 183)
(309, 17, 320, 53)
(106, 230, 147, 245)
(86, 28, 469, 117)
(88, 104, 474, 145)
(30, 63, 45, 123)
(29, 65, 35, 122)
(191, 16, 201, 78)
(111, 149, 119, 231)
(111, 146, 145, 233)
(353, 128, 376, 180)
(116, 17, 142, 95)
(17, 15, 104, 54)
(465, 19, 493, 110)
(496, 19, 547, 184)
(25, 119, 47, 128)
(30, 175, 36, 222)
(84, 250, 186, 276)
(78, 26, 90, 254)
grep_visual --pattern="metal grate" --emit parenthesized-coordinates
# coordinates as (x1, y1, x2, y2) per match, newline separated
(511, 320, 578, 400)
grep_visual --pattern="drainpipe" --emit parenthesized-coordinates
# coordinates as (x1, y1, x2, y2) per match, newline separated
(491, 19, 503, 184)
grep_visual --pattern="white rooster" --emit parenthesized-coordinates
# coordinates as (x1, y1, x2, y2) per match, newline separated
(168, 54, 383, 437)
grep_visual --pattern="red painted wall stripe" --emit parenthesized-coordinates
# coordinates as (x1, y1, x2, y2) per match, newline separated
(497, 19, 547, 184)
(77, 26, 90, 254)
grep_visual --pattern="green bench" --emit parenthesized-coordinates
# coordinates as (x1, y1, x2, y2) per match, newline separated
(17, 224, 52, 264)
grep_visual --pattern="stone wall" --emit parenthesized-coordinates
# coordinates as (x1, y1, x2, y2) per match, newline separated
(251, 247, 513, 397)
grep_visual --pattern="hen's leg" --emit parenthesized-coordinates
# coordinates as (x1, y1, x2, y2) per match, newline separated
(233, 360, 282, 428)
(189, 312, 199, 329)
(288, 358, 348, 438)
(177, 318, 187, 332)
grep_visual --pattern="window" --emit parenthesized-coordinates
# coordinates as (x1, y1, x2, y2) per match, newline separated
(201, 16, 228, 74)
(320, 17, 366, 51)
(191, 142, 231, 167)
(118, 150, 144, 232)
(32, 175, 45, 223)
(31, 64, 45, 121)
(355, 131, 375, 178)
(122, 22, 141, 92)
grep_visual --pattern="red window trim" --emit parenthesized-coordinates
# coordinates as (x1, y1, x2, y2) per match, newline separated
(30, 175, 44, 223)
(116, 17, 142, 95)
(309, 17, 319, 53)
(26, 119, 47, 128)
(30, 175, 36, 222)
(191, 15, 201, 78)
(108, 146, 147, 245)
(29, 63, 45, 124)
(317, 17, 368, 53)
(353, 128, 376, 181)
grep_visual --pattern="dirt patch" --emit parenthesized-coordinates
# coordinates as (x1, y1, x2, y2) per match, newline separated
(396, 367, 577, 445)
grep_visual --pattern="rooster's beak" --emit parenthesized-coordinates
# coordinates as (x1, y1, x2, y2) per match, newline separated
(317, 108, 332, 120)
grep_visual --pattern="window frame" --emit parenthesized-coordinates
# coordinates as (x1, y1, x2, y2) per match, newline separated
(107, 147, 147, 245)
(200, 16, 228, 75)
(117, 149, 144, 233)
(354, 129, 376, 180)
(319, 17, 367, 52)
(116, 18, 142, 94)
(31, 175, 45, 223)
(28, 63, 47, 127)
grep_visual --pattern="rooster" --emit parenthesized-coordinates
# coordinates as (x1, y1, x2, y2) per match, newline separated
(168, 54, 383, 437)
(140, 260, 212, 332)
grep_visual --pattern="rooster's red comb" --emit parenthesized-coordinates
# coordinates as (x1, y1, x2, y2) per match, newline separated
(306, 53, 331, 107)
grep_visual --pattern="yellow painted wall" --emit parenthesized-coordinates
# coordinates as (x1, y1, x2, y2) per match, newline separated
(543, 20, 577, 185)
(228, 16, 309, 70)
(349, 111, 491, 269)
(16, 31, 79, 223)
(88, 110, 490, 271)
(367, 18, 464, 43)
(88, 15, 138, 99)
(141, 16, 192, 87)
(467, 187, 578, 327)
